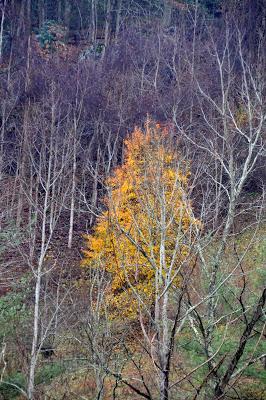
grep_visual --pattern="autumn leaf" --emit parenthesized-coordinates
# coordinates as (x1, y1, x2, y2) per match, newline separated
(82, 120, 199, 318)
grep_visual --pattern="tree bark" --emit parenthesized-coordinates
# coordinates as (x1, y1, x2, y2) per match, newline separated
(68, 133, 77, 248)
(0, 0, 7, 62)
(64, 0, 71, 34)
(38, 0, 45, 28)
(102, 0, 112, 58)
(162, 0, 172, 27)
(91, 0, 97, 44)
(160, 368, 169, 400)
(114, 0, 122, 43)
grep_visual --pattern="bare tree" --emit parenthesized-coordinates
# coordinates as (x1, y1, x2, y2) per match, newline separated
(172, 16, 266, 399)
(15, 82, 74, 399)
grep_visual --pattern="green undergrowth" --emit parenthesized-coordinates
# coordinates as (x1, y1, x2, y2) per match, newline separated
(0, 363, 67, 399)
(0, 222, 265, 399)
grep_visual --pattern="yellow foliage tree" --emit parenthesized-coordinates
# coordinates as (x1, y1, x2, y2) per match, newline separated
(82, 120, 199, 318)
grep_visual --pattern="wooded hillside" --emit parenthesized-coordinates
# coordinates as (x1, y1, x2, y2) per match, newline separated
(0, 1, 265, 399)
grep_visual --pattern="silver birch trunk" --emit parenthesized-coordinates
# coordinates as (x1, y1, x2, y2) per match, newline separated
(27, 127, 53, 399)
(0, 0, 6, 62)
(68, 134, 77, 248)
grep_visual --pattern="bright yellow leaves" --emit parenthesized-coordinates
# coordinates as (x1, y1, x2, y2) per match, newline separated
(82, 120, 199, 318)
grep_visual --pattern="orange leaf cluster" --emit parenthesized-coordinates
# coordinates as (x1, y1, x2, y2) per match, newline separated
(82, 121, 199, 318)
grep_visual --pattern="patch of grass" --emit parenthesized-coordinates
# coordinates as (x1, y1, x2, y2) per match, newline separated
(0, 372, 26, 399)
(234, 379, 266, 400)
(35, 362, 67, 385)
